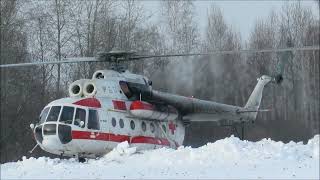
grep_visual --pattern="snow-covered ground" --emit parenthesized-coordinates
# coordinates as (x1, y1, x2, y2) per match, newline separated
(1, 135, 319, 179)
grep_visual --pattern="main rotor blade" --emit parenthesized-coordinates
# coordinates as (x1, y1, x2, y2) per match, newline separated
(0, 57, 98, 68)
(1, 46, 319, 67)
(130, 46, 320, 60)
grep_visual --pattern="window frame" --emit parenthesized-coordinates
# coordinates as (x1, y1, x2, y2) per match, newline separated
(130, 120, 135, 130)
(119, 118, 124, 128)
(39, 107, 50, 124)
(73, 107, 87, 128)
(88, 109, 100, 130)
(59, 106, 76, 124)
(162, 124, 167, 133)
(111, 117, 117, 127)
(141, 121, 146, 132)
(150, 123, 155, 133)
(46, 106, 62, 122)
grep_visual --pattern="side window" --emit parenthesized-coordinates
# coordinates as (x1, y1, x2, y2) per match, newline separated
(150, 123, 155, 133)
(39, 107, 50, 123)
(162, 124, 166, 133)
(141, 121, 146, 132)
(130, 120, 135, 130)
(112, 117, 116, 127)
(46, 106, 61, 122)
(74, 108, 86, 128)
(59, 106, 74, 124)
(88, 109, 100, 130)
(119, 119, 124, 128)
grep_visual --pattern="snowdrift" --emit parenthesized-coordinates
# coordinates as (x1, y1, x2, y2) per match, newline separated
(1, 135, 319, 179)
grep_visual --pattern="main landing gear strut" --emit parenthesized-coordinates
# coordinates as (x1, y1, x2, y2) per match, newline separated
(232, 122, 245, 140)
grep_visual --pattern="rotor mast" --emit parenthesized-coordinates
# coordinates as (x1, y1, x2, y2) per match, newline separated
(98, 50, 136, 73)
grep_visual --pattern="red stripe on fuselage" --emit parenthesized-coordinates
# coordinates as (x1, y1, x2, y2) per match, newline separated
(73, 98, 101, 108)
(109, 134, 130, 142)
(130, 101, 154, 110)
(71, 130, 171, 146)
(131, 136, 170, 146)
(112, 100, 127, 110)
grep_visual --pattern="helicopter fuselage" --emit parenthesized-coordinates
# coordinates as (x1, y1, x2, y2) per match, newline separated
(32, 69, 273, 159)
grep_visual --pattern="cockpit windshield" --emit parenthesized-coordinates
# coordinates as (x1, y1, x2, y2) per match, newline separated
(46, 106, 61, 122)
(59, 106, 74, 124)
(39, 107, 50, 123)
(39, 105, 100, 130)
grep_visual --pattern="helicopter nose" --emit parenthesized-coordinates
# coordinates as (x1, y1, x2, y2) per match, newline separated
(34, 123, 72, 149)
(42, 134, 64, 150)
(41, 124, 62, 150)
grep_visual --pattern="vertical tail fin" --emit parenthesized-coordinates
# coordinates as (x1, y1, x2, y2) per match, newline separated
(244, 75, 272, 120)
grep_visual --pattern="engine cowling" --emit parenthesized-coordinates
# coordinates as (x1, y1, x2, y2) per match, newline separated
(129, 101, 178, 121)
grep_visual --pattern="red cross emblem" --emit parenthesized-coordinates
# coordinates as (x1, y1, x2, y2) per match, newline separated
(168, 121, 176, 135)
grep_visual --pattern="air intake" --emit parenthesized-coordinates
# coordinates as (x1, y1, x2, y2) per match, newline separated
(68, 79, 88, 97)
(83, 81, 97, 97)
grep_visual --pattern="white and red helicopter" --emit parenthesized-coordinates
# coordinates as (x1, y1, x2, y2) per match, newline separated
(0, 47, 318, 162)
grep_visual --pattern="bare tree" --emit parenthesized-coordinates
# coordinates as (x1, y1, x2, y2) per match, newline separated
(24, 2, 56, 105)
(44, 0, 74, 97)
(161, 0, 198, 53)
(0, 0, 48, 162)
(160, 0, 199, 95)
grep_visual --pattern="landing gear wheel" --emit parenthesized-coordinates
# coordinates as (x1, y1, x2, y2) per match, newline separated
(78, 157, 86, 163)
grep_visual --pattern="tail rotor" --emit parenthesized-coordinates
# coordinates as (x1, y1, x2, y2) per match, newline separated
(273, 74, 283, 84)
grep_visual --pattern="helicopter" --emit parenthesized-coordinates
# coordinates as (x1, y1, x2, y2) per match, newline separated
(0, 46, 319, 162)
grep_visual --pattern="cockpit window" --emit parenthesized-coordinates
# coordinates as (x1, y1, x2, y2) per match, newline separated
(59, 106, 74, 124)
(46, 106, 61, 122)
(74, 108, 86, 128)
(39, 107, 50, 123)
(88, 109, 100, 130)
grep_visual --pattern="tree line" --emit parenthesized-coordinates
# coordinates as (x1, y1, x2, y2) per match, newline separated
(0, 0, 319, 163)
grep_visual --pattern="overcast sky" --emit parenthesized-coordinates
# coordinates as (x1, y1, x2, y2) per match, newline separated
(143, 1, 319, 41)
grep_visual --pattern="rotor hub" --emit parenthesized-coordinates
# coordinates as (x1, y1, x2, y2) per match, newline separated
(97, 50, 136, 73)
